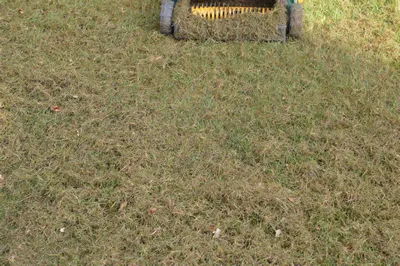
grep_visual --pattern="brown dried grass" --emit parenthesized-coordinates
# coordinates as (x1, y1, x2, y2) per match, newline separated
(0, 0, 399, 264)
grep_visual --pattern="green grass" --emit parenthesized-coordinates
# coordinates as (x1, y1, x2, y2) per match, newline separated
(1, 0, 399, 264)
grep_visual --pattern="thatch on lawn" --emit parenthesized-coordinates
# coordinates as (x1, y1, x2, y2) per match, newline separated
(173, 0, 287, 41)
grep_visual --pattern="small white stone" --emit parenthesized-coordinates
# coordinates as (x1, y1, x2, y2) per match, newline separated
(213, 228, 221, 239)
(275, 229, 282, 237)
(60, 227, 65, 233)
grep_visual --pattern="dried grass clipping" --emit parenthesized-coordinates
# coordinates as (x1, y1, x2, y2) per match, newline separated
(173, 0, 287, 41)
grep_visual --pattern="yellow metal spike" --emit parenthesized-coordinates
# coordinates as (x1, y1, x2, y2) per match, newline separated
(191, 5, 273, 20)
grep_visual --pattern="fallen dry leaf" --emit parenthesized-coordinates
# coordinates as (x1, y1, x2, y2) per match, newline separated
(275, 229, 282, 237)
(119, 201, 128, 211)
(167, 198, 174, 209)
(209, 225, 215, 231)
(287, 197, 296, 203)
(0, 174, 3, 188)
(18, 8, 24, 15)
(172, 209, 184, 215)
(149, 56, 163, 62)
(147, 207, 157, 215)
(50, 106, 61, 112)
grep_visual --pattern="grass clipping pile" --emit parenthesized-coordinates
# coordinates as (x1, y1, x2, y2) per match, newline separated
(173, 0, 287, 41)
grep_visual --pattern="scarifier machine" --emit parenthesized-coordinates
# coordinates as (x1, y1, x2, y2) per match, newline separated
(160, 0, 303, 41)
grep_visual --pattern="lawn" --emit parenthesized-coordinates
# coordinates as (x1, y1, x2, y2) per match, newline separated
(0, 0, 399, 264)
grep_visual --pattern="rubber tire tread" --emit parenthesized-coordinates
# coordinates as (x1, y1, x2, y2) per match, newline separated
(160, 0, 175, 35)
(288, 3, 303, 39)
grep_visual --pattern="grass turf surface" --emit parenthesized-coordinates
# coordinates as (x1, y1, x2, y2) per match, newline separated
(1, 0, 400, 264)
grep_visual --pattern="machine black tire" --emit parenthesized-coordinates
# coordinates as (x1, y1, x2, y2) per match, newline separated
(288, 3, 303, 39)
(160, 0, 175, 35)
